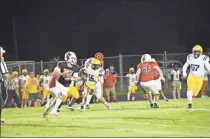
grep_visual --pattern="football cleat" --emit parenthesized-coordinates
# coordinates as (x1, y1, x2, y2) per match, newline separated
(188, 103, 192, 109)
(153, 103, 159, 108)
(150, 103, 154, 108)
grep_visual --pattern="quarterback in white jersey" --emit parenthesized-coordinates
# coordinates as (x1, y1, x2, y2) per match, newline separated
(182, 45, 210, 108)
(80, 58, 110, 110)
(40, 69, 51, 105)
(43, 51, 80, 116)
(126, 67, 137, 101)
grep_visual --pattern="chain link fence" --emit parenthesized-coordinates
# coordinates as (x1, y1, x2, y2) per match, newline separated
(6, 52, 210, 96)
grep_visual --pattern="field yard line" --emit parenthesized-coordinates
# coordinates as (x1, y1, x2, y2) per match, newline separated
(72, 116, 210, 129)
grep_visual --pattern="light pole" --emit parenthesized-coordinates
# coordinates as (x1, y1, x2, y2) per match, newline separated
(13, 18, 19, 61)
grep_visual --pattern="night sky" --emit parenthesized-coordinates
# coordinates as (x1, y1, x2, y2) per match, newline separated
(1, 0, 210, 61)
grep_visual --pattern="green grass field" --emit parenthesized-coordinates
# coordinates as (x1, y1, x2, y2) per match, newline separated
(1, 98, 210, 137)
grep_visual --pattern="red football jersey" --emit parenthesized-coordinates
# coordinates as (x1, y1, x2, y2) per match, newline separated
(138, 62, 156, 82)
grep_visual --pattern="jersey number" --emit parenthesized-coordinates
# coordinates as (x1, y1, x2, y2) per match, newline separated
(191, 64, 200, 71)
(89, 75, 95, 82)
(142, 65, 151, 74)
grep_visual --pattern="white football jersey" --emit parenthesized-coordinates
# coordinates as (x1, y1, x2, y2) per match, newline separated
(13, 77, 19, 84)
(171, 70, 181, 81)
(86, 65, 105, 85)
(19, 75, 29, 87)
(126, 73, 136, 85)
(183, 54, 210, 78)
(40, 75, 50, 87)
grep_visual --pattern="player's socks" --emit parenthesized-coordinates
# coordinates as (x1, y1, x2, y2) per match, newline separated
(103, 101, 110, 109)
(57, 103, 63, 112)
(164, 97, 168, 101)
(132, 96, 135, 101)
(85, 94, 93, 105)
(51, 97, 62, 114)
(187, 91, 193, 108)
(187, 91, 193, 103)
(127, 93, 130, 101)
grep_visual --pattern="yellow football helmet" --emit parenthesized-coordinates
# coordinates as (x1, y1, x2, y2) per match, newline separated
(22, 69, 28, 73)
(91, 58, 101, 65)
(91, 59, 101, 69)
(192, 45, 203, 58)
(44, 69, 49, 73)
(129, 67, 135, 72)
(12, 71, 18, 76)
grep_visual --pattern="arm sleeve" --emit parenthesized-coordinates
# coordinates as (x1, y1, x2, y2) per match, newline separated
(98, 75, 104, 84)
(182, 56, 190, 74)
(204, 57, 210, 74)
(171, 70, 174, 81)
(136, 68, 141, 82)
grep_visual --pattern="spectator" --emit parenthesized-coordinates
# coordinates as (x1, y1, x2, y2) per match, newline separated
(104, 69, 117, 102)
(11, 71, 19, 96)
(4, 73, 21, 108)
(109, 65, 117, 76)
(171, 64, 182, 99)
(26, 72, 40, 107)
(109, 65, 117, 101)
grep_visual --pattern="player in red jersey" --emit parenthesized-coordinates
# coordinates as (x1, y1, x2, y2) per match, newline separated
(151, 58, 168, 101)
(136, 54, 165, 108)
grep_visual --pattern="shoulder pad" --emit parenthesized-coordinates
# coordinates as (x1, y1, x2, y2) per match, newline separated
(187, 54, 193, 60)
(71, 65, 80, 72)
(202, 55, 209, 61)
(99, 68, 105, 75)
(57, 61, 66, 68)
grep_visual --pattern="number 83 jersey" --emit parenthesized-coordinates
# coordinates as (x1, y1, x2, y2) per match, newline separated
(184, 54, 210, 78)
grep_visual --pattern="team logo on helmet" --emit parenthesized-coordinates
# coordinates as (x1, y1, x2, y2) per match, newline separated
(95, 52, 104, 61)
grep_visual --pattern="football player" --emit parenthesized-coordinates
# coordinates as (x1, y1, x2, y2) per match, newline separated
(151, 58, 168, 101)
(182, 45, 210, 108)
(19, 69, 29, 107)
(43, 51, 80, 116)
(80, 58, 110, 110)
(136, 54, 165, 108)
(40, 69, 51, 105)
(126, 67, 137, 101)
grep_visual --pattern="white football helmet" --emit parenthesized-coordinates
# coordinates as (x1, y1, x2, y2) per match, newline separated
(64, 51, 77, 65)
(141, 54, 152, 62)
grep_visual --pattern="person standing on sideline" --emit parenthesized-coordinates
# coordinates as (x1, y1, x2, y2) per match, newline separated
(200, 69, 209, 98)
(109, 65, 117, 102)
(11, 71, 20, 97)
(104, 69, 117, 102)
(0, 46, 10, 125)
(26, 72, 40, 107)
(19, 69, 29, 107)
(171, 64, 182, 99)
(126, 67, 137, 101)
(4, 73, 21, 108)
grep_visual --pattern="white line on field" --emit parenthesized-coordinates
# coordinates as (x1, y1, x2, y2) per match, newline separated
(71, 116, 210, 129)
